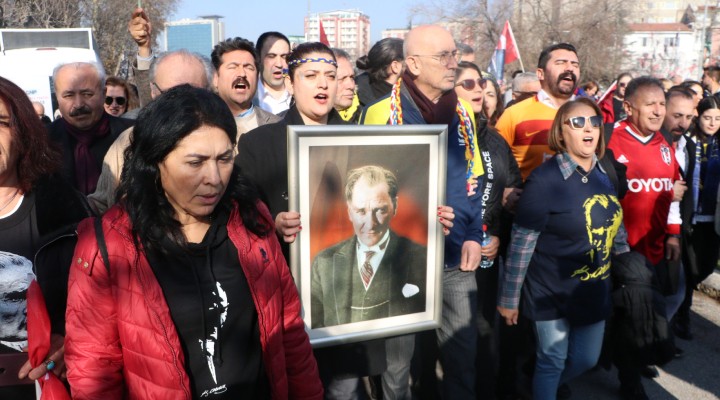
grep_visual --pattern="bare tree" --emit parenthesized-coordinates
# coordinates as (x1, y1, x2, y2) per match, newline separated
(410, 0, 515, 68)
(83, 0, 177, 76)
(0, 0, 80, 29)
(511, 0, 631, 84)
(0, 0, 177, 76)
(412, 0, 632, 84)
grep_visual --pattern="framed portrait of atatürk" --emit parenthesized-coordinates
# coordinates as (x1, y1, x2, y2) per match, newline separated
(287, 125, 447, 348)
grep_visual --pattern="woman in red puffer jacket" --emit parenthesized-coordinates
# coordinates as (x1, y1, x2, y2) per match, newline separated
(65, 85, 322, 400)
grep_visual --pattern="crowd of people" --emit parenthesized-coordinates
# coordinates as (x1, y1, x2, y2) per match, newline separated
(1, 6, 719, 400)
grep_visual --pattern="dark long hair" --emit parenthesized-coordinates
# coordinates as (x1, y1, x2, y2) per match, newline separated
(455, 61, 482, 81)
(0, 77, 61, 192)
(117, 85, 269, 253)
(356, 38, 403, 84)
(482, 77, 505, 127)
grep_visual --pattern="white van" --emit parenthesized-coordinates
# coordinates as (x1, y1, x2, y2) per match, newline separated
(0, 28, 104, 120)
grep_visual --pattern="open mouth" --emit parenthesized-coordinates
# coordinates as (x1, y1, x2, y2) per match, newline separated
(559, 72, 577, 84)
(233, 78, 248, 90)
(583, 136, 594, 143)
(315, 93, 329, 102)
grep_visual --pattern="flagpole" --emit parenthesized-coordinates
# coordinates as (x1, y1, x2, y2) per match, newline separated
(507, 22, 525, 72)
(597, 80, 617, 104)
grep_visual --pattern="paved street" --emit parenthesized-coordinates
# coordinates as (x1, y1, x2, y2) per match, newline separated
(572, 291, 720, 399)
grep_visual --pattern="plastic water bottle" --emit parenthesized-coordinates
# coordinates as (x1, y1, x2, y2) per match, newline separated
(480, 224, 494, 269)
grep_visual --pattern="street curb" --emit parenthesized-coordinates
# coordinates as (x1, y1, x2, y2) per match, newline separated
(698, 270, 720, 300)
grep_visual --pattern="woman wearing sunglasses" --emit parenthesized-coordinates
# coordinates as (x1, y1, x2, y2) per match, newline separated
(454, 62, 487, 117)
(455, 63, 506, 125)
(455, 61, 522, 388)
(104, 76, 135, 117)
(498, 98, 629, 400)
(453, 62, 521, 269)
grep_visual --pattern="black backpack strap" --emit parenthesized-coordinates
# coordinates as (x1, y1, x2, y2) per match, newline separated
(600, 148, 627, 199)
(93, 217, 111, 274)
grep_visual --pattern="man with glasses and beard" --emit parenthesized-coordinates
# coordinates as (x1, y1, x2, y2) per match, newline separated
(496, 43, 580, 181)
(48, 62, 133, 195)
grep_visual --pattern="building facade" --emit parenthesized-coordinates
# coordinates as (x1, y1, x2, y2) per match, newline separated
(381, 28, 410, 39)
(304, 9, 370, 60)
(164, 16, 224, 59)
(628, 1, 705, 23)
(622, 23, 699, 79)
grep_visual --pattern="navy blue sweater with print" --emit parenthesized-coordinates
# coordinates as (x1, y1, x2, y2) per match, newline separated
(515, 154, 623, 325)
(360, 86, 484, 269)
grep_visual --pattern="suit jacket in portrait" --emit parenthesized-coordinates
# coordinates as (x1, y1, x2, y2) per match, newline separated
(310, 231, 427, 329)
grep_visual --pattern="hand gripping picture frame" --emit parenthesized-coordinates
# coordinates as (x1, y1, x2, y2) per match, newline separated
(288, 124, 447, 348)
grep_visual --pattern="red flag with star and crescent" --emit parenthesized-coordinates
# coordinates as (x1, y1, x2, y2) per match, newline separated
(487, 20, 520, 85)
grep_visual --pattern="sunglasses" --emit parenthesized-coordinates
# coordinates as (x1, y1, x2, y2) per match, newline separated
(456, 78, 487, 91)
(565, 115, 603, 129)
(105, 96, 127, 106)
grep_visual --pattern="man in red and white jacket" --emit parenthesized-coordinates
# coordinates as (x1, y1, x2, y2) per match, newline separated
(607, 76, 687, 400)
(608, 77, 686, 266)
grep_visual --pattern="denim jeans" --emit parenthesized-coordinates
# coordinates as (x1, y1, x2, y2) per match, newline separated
(664, 262, 686, 321)
(533, 318, 605, 400)
(437, 269, 478, 399)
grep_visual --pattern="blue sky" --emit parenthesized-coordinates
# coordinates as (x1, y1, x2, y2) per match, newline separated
(171, 0, 416, 44)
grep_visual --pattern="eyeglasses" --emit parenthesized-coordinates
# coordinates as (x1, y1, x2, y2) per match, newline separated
(618, 82, 628, 88)
(456, 78, 487, 91)
(152, 82, 166, 94)
(412, 50, 459, 67)
(565, 115, 603, 129)
(104, 96, 126, 106)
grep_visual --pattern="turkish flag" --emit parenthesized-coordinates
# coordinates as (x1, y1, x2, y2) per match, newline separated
(319, 20, 329, 46)
(497, 20, 519, 64)
(487, 20, 520, 84)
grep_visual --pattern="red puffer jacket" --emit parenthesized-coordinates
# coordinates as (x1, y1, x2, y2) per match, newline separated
(65, 204, 323, 400)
